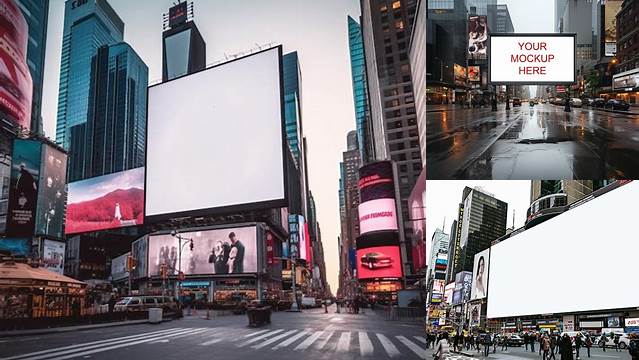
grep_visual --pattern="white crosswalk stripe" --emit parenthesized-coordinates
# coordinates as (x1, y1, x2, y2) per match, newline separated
(271, 330, 309, 350)
(293, 330, 324, 351)
(237, 329, 285, 347)
(396, 335, 426, 359)
(200, 338, 223, 346)
(414, 336, 427, 344)
(359, 332, 374, 356)
(314, 330, 335, 350)
(336, 331, 351, 352)
(251, 330, 297, 349)
(241, 329, 270, 338)
(377, 333, 402, 358)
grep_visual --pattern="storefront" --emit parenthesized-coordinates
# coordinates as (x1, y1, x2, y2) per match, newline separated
(427, 86, 453, 104)
(213, 278, 257, 304)
(362, 279, 402, 304)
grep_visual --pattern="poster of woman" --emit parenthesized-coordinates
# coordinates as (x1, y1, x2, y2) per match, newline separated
(471, 248, 490, 300)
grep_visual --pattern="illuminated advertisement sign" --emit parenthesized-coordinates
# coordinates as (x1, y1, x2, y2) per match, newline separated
(42, 239, 65, 274)
(0, 238, 29, 255)
(131, 236, 148, 279)
(35, 145, 67, 238)
(454, 64, 466, 86)
(7, 139, 41, 237)
(489, 34, 576, 84)
(444, 282, 455, 304)
(468, 303, 482, 327)
(0, 0, 32, 130)
(288, 214, 301, 260)
(66, 167, 144, 235)
(356, 231, 400, 249)
(604, 0, 622, 56)
(408, 170, 426, 270)
(471, 248, 490, 300)
(148, 226, 258, 276)
(358, 198, 398, 234)
(612, 69, 639, 91)
(468, 15, 488, 60)
(453, 205, 464, 273)
(111, 252, 130, 281)
(468, 66, 480, 82)
(168, 1, 188, 27)
(356, 246, 403, 280)
(358, 161, 394, 202)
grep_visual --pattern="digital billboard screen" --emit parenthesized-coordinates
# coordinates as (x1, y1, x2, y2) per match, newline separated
(111, 252, 130, 281)
(0, 238, 29, 256)
(489, 34, 575, 84)
(356, 231, 400, 249)
(604, 0, 622, 56)
(168, 1, 188, 27)
(35, 145, 67, 238)
(146, 46, 286, 220)
(358, 161, 394, 202)
(487, 182, 639, 318)
(7, 139, 41, 237)
(148, 226, 258, 276)
(42, 239, 65, 274)
(65, 167, 144, 235)
(131, 236, 148, 279)
(408, 170, 426, 270)
(358, 198, 398, 235)
(468, 15, 488, 60)
(470, 248, 489, 300)
(357, 246, 403, 280)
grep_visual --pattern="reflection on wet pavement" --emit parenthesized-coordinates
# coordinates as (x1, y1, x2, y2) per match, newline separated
(426, 104, 639, 179)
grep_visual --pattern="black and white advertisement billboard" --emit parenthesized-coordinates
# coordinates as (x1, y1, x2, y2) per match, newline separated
(111, 252, 130, 281)
(42, 239, 65, 275)
(6, 139, 41, 237)
(131, 236, 148, 279)
(35, 145, 67, 238)
(146, 46, 286, 220)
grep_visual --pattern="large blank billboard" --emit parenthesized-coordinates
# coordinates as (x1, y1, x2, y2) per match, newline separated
(489, 34, 575, 84)
(146, 46, 286, 219)
(487, 181, 638, 318)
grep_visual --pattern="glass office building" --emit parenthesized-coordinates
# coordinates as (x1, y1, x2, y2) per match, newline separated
(68, 43, 148, 181)
(56, 0, 124, 150)
(348, 16, 371, 164)
(283, 52, 302, 164)
(17, 0, 49, 134)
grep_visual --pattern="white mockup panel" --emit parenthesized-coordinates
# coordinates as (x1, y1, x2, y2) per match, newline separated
(490, 35, 575, 83)
(487, 182, 639, 318)
(146, 47, 285, 217)
(358, 198, 399, 234)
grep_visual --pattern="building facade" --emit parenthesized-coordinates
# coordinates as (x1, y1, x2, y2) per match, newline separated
(283, 52, 303, 164)
(348, 16, 373, 164)
(56, 0, 124, 149)
(17, 0, 49, 134)
(428, 227, 449, 279)
(409, 0, 425, 168)
(161, 2, 206, 82)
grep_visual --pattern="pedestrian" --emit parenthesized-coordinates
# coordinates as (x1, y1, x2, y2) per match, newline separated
(477, 333, 483, 353)
(470, 333, 475, 350)
(575, 334, 583, 359)
(614, 334, 620, 352)
(549, 334, 558, 360)
(584, 334, 592, 358)
(434, 332, 450, 360)
(560, 334, 574, 360)
(466, 333, 471, 350)
(502, 333, 509, 351)
(531, 332, 536, 353)
(425, 330, 431, 349)
(540, 333, 544, 355)
(525, 332, 530, 351)
(601, 333, 608, 352)
(107, 295, 116, 314)
(493, 334, 498, 353)
(628, 333, 639, 360)
(71, 298, 81, 320)
(543, 335, 551, 360)
(453, 332, 459, 352)
(484, 333, 492, 357)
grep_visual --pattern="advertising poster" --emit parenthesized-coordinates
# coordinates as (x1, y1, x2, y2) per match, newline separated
(468, 66, 480, 82)
(468, 303, 482, 327)
(358, 161, 395, 202)
(288, 214, 300, 259)
(462, 271, 473, 301)
(612, 69, 638, 91)
(111, 252, 130, 281)
(265, 231, 274, 266)
(452, 289, 462, 305)
(468, 15, 488, 59)
(35, 145, 67, 238)
(563, 315, 575, 332)
(349, 247, 356, 272)
(408, 171, 426, 271)
(356, 245, 403, 280)
(604, 0, 622, 56)
(608, 316, 621, 328)
(444, 282, 455, 304)
(42, 239, 65, 274)
(454, 64, 467, 86)
(470, 248, 490, 300)
(148, 226, 258, 276)
(7, 139, 41, 237)
(625, 318, 639, 332)
(0, 238, 30, 256)
(66, 167, 144, 234)
(358, 198, 398, 235)
(0, 0, 32, 130)
(168, 1, 187, 27)
(131, 236, 148, 279)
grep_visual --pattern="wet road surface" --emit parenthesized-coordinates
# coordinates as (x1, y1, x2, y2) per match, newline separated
(426, 103, 639, 179)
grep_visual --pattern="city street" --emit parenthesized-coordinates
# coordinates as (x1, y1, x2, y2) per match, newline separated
(426, 104, 639, 179)
(0, 305, 427, 360)
(451, 345, 632, 360)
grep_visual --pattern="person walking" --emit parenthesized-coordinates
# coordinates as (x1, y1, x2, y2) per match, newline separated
(453, 332, 459, 352)
(477, 333, 483, 353)
(584, 334, 592, 358)
(601, 333, 608, 352)
(540, 333, 545, 356)
(575, 334, 583, 359)
(628, 333, 639, 360)
(543, 335, 551, 360)
(493, 334, 498, 353)
(434, 332, 450, 360)
(470, 333, 475, 351)
(549, 334, 558, 360)
(525, 333, 530, 351)
(560, 334, 574, 360)
(614, 334, 620, 352)
(502, 333, 509, 351)
(484, 333, 492, 357)
(531, 332, 536, 353)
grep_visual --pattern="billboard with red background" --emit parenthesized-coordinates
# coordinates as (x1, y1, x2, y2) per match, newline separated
(408, 170, 426, 270)
(357, 246, 403, 280)
(0, 0, 33, 130)
(358, 161, 394, 202)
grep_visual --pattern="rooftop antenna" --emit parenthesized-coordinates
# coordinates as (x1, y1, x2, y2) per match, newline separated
(442, 217, 446, 232)
(512, 209, 515, 228)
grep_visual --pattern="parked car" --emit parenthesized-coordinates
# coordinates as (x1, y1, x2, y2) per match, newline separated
(592, 98, 606, 108)
(114, 296, 181, 318)
(605, 99, 631, 111)
(581, 98, 593, 106)
(507, 334, 525, 347)
(570, 98, 582, 107)
(301, 297, 317, 309)
(596, 333, 630, 349)
(512, 97, 521, 107)
(554, 97, 564, 105)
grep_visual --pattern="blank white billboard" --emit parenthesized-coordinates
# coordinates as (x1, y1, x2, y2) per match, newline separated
(146, 47, 286, 218)
(489, 34, 575, 84)
(487, 181, 638, 318)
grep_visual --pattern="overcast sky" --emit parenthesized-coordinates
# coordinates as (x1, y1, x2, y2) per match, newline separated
(41, 0, 361, 293)
(425, 181, 531, 266)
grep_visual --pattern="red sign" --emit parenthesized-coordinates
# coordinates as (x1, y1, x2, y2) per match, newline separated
(265, 231, 274, 265)
(357, 246, 403, 280)
(178, 271, 185, 281)
(556, 85, 566, 93)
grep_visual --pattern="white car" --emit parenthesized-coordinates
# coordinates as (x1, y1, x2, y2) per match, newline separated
(596, 333, 630, 349)
(301, 297, 317, 309)
(570, 98, 582, 107)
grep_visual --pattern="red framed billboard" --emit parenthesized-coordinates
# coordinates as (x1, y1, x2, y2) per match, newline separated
(357, 246, 403, 280)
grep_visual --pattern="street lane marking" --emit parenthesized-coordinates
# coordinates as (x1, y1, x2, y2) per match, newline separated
(315, 331, 335, 350)
(377, 333, 401, 358)
(0, 328, 185, 360)
(241, 329, 270, 338)
(237, 329, 285, 347)
(337, 331, 351, 352)
(358, 332, 374, 356)
(200, 338, 223, 346)
(414, 336, 427, 344)
(294, 331, 324, 350)
(271, 330, 309, 350)
(251, 330, 297, 349)
(396, 335, 425, 358)
(166, 328, 208, 340)
(42, 328, 206, 360)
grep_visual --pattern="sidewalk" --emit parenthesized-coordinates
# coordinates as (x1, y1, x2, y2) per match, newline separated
(0, 319, 153, 337)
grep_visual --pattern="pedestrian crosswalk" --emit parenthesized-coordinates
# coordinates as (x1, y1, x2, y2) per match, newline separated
(1, 326, 427, 360)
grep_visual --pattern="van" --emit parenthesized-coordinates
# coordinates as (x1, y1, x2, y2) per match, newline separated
(114, 296, 181, 318)
(301, 297, 317, 309)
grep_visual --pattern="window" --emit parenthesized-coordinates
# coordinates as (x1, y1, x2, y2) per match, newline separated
(397, 31, 405, 39)
(384, 88, 399, 97)
(401, 63, 411, 73)
(144, 298, 156, 304)
(385, 46, 393, 54)
(392, 1, 401, 9)
(386, 110, 401, 118)
(385, 99, 400, 107)
(386, 56, 394, 65)
(380, 4, 388, 12)
(395, 20, 404, 30)
(398, 42, 406, 50)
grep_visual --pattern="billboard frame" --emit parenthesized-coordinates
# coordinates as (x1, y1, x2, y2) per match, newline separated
(488, 33, 577, 85)
(144, 45, 289, 223)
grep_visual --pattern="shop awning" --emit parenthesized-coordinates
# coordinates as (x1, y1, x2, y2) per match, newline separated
(0, 261, 86, 286)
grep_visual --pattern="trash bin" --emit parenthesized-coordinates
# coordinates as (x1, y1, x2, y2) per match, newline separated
(247, 305, 271, 327)
(149, 307, 163, 324)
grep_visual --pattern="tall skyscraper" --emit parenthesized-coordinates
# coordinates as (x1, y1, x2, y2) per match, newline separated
(68, 43, 148, 181)
(488, 4, 515, 33)
(162, 1, 206, 81)
(283, 52, 303, 164)
(56, 0, 124, 149)
(452, 187, 507, 276)
(348, 16, 372, 164)
(556, 0, 596, 68)
(340, 131, 361, 252)
(17, 0, 49, 134)
(446, 219, 458, 284)
(409, 0, 425, 168)
(428, 227, 449, 279)
(361, 0, 422, 275)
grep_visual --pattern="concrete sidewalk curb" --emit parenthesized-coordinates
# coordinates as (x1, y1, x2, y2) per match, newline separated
(0, 319, 169, 337)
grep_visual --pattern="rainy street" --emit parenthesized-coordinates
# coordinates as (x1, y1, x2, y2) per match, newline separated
(425, 103, 639, 179)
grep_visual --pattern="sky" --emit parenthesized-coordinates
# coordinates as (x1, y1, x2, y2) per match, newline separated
(41, 0, 362, 293)
(425, 181, 531, 268)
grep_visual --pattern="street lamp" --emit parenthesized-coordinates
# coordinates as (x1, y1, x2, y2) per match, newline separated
(171, 230, 193, 300)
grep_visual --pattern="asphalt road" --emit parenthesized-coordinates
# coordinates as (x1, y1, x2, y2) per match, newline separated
(0, 305, 426, 360)
(426, 103, 639, 179)
(451, 344, 632, 359)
